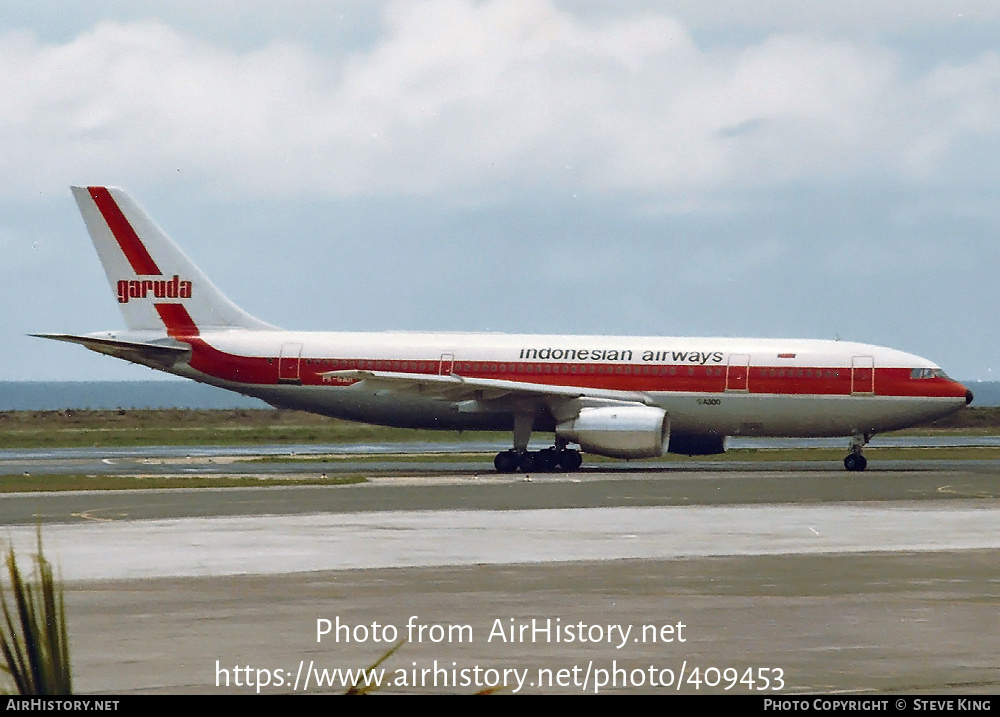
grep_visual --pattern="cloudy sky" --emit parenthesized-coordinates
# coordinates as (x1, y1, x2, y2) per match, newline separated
(3, 0, 999, 382)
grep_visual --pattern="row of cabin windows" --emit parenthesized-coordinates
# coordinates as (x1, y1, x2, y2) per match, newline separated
(299, 357, 845, 379)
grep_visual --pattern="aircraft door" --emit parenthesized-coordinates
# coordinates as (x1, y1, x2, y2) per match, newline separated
(726, 354, 750, 392)
(278, 343, 303, 384)
(851, 356, 875, 395)
(439, 353, 455, 375)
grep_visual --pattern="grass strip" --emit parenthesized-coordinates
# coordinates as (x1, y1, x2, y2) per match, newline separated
(0, 474, 367, 493)
(4, 407, 1000, 450)
(1, 409, 496, 449)
(6, 446, 1000, 494)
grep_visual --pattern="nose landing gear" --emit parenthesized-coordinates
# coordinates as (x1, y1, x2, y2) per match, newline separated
(844, 433, 870, 471)
(843, 453, 867, 471)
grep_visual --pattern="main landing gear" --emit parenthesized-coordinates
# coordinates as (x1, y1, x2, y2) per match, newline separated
(494, 412, 582, 473)
(493, 447, 582, 474)
(843, 433, 870, 472)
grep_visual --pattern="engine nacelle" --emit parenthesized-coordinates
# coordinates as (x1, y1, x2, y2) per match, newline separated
(556, 405, 669, 459)
(667, 432, 726, 455)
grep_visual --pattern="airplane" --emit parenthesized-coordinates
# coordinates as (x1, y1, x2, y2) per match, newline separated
(35, 186, 973, 473)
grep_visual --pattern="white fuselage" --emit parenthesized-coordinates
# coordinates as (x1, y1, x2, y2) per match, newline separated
(96, 327, 971, 441)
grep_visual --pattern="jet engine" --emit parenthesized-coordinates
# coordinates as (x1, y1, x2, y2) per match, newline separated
(555, 405, 669, 459)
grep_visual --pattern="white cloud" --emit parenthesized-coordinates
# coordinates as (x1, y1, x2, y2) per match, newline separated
(637, 0, 1000, 33)
(0, 0, 998, 201)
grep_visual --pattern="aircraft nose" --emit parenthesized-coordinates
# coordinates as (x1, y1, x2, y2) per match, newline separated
(966, 389, 974, 405)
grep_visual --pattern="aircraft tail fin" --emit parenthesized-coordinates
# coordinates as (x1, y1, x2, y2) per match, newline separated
(71, 186, 276, 334)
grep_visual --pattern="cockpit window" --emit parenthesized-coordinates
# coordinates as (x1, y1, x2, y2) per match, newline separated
(910, 368, 949, 380)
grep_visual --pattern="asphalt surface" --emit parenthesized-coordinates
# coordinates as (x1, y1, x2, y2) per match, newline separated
(3, 463, 1000, 525)
(0, 455, 997, 695)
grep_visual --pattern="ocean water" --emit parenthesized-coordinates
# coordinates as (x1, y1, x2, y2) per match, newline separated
(0, 381, 269, 411)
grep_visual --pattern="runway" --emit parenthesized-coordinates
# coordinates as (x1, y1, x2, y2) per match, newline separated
(1, 458, 998, 694)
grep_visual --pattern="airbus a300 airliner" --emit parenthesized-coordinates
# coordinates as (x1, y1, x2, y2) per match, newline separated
(36, 187, 973, 472)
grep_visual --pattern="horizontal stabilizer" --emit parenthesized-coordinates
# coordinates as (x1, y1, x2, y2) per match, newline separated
(32, 333, 190, 369)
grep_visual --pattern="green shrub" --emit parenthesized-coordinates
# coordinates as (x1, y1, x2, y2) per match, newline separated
(0, 531, 72, 695)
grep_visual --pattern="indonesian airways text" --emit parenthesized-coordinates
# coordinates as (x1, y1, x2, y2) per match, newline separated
(519, 347, 725, 365)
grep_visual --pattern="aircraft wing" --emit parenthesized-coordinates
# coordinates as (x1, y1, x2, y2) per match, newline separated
(322, 369, 655, 412)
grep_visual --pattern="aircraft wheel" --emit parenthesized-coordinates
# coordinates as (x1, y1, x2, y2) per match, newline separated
(518, 451, 537, 472)
(537, 448, 559, 472)
(494, 451, 519, 473)
(559, 449, 583, 471)
(843, 454, 867, 472)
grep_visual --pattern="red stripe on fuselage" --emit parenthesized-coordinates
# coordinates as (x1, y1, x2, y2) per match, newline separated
(175, 339, 969, 400)
(88, 187, 161, 276)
